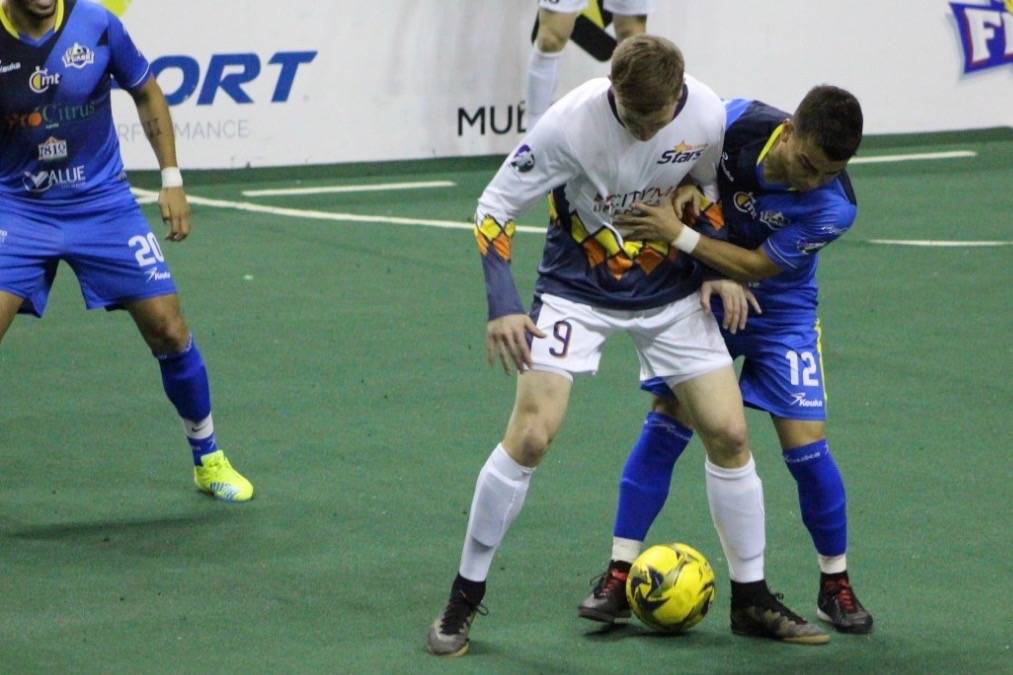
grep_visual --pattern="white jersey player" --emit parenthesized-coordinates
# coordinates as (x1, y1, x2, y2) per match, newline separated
(427, 35, 829, 658)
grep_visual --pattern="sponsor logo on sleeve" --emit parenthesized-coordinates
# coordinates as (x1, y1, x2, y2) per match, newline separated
(797, 239, 829, 254)
(950, 0, 1013, 73)
(509, 144, 536, 173)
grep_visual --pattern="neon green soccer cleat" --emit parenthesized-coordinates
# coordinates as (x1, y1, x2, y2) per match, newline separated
(193, 450, 254, 502)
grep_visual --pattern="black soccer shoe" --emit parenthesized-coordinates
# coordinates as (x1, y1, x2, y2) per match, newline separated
(426, 580, 487, 657)
(730, 581, 829, 645)
(578, 561, 632, 623)
(817, 575, 874, 634)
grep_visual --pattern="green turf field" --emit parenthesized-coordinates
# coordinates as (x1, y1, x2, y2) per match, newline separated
(2, 129, 1011, 673)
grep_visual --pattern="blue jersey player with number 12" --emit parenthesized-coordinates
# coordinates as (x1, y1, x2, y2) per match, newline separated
(0, 0, 252, 501)
(582, 85, 874, 638)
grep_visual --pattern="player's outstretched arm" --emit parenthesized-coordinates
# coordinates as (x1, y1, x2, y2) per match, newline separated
(130, 76, 191, 242)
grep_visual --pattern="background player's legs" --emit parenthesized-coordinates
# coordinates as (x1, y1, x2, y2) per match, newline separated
(526, 9, 580, 129)
(126, 293, 252, 501)
(0, 292, 24, 344)
(611, 13, 647, 41)
(429, 370, 572, 656)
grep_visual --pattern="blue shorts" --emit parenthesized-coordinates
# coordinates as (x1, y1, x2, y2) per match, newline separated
(641, 319, 828, 420)
(0, 198, 176, 317)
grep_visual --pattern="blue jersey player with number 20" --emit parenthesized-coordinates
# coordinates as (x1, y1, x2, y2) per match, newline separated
(580, 85, 874, 638)
(0, 0, 252, 501)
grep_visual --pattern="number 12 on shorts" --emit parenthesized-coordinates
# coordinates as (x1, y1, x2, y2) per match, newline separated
(785, 350, 819, 386)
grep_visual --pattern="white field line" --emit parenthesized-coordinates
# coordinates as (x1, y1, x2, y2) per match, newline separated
(131, 188, 545, 234)
(241, 180, 456, 197)
(850, 150, 976, 164)
(133, 189, 1007, 248)
(868, 239, 1012, 247)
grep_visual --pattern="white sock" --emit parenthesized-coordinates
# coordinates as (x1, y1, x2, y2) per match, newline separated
(818, 553, 847, 574)
(458, 444, 535, 581)
(525, 47, 562, 130)
(611, 537, 642, 564)
(705, 457, 766, 583)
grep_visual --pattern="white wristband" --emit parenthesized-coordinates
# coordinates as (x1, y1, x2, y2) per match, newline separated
(671, 227, 701, 253)
(161, 167, 183, 189)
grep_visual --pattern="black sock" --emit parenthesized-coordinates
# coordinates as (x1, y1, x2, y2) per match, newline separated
(820, 570, 849, 584)
(452, 574, 486, 604)
(730, 579, 770, 608)
(610, 560, 632, 574)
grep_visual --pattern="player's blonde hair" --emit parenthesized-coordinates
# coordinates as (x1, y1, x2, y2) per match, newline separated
(610, 35, 684, 112)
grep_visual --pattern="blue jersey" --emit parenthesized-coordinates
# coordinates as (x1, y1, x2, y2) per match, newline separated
(0, 0, 149, 208)
(714, 99, 857, 325)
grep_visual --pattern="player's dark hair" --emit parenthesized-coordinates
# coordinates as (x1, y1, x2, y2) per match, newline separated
(610, 35, 684, 112)
(793, 85, 864, 161)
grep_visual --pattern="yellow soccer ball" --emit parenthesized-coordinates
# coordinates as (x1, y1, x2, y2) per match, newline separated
(626, 543, 716, 633)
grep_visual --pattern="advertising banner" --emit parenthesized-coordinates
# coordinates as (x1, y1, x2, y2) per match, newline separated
(100, 0, 1012, 169)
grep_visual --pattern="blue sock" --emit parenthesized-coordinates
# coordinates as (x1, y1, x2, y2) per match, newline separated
(783, 439, 847, 556)
(613, 412, 693, 541)
(155, 335, 218, 465)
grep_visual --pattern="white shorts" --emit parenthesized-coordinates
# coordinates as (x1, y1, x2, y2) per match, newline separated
(539, 0, 655, 16)
(529, 292, 732, 385)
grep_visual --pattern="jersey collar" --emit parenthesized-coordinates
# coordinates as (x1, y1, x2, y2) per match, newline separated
(606, 83, 689, 129)
(0, 0, 65, 40)
(754, 123, 793, 191)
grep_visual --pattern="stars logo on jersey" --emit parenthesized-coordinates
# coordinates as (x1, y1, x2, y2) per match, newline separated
(658, 141, 708, 165)
(509, 144, 535, 173)
(28, 66, 60, 93)
(37, 136, 68, 162)
(62, 43, 96, 70)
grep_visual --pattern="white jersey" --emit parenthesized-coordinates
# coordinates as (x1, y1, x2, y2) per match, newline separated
(474, 75, 725, 319)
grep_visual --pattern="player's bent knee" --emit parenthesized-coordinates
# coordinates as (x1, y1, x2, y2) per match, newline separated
(505, 424, 553, 466)
(144, 314, 190, 354)
(613, 16, 647, 41)
(697, 418, 749, 464)
(536, 32, 569, 53)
